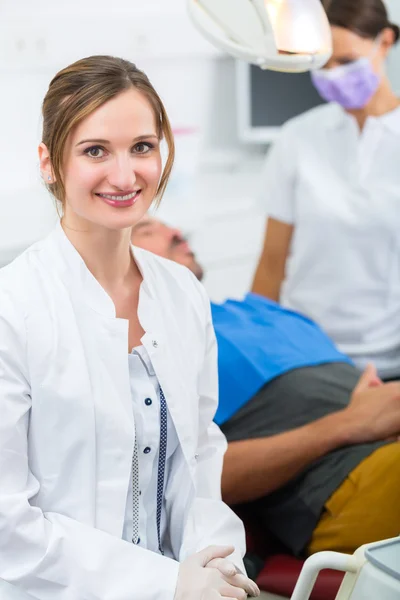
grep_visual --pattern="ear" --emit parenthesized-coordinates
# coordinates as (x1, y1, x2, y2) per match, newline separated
(380, 27, 396, 57)
(38, 142, 56, 183)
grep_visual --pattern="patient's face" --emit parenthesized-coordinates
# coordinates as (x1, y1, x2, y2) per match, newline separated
(131, 217, 204, 281)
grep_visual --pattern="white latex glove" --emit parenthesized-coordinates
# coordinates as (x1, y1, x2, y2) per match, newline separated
(206, 557, 260, 598)
(174, 545, 257, 599)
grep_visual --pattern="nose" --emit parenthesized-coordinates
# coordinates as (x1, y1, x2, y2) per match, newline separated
(107, 155, 137, 191)
(169, 226, 184, 240)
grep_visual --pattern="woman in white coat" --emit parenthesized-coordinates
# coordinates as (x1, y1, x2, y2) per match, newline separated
(252, 0, 400, 380)
(0, 55, 259, 600)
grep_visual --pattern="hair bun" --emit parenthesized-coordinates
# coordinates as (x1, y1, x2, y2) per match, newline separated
(389, 22, 400, 43)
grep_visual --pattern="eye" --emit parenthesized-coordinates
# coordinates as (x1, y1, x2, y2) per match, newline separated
(133, 142, 154, 154)
(84, 146, 106, 159)
(337, 56, 357, 66)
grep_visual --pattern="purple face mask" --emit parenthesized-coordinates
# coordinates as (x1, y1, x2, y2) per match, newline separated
(311, 58, 380, 110)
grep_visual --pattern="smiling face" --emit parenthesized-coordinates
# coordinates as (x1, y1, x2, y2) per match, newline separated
(42, 88, 162, 232)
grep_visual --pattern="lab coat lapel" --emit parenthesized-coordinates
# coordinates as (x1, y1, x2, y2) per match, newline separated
(47, 227, 135, 538)
(74, 301, 134, 538)
(136, 280, 197, 478)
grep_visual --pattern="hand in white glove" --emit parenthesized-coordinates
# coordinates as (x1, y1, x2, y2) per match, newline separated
(174, 545, 259, 599)
(206, 557, 260, 598)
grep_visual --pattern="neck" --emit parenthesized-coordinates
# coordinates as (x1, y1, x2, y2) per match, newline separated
(347, 76, 400, 129)
(61, 218, 140, 292)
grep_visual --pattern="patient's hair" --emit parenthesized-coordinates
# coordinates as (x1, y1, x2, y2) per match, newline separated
(323, 0, 400, 44)
(41, 55, 174, 206)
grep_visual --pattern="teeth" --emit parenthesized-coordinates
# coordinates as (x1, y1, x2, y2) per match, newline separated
(99, 192, 138, 201)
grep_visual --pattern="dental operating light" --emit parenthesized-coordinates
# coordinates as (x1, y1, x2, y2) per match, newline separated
(188, 0, 332, 72)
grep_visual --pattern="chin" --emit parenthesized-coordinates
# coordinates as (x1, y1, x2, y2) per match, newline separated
(90, 202, 151, 231)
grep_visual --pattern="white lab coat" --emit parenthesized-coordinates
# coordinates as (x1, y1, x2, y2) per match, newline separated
(261, 102, 400, 377)
(0, 223, 245, 600)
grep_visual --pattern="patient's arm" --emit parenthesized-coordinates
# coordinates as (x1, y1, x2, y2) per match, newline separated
(222, 367, 400, 505)
(222, 410, 349, 505)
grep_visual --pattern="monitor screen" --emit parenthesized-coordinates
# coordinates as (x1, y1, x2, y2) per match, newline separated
(250, 66, 326, 128)
(236, 61, 326, 143)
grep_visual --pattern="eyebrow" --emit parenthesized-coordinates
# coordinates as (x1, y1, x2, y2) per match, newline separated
(76, 134, 159, 147)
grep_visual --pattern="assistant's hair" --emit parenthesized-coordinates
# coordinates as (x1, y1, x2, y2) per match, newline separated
(323, 0, 400, 43)
(41, 55, 174, 206)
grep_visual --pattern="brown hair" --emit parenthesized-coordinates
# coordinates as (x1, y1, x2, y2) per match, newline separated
(323, 0, 400, 43)
(42, 55, 174, 206)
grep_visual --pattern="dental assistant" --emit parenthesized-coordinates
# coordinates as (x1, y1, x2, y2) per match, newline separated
(253, 0, 400, 380)
(0, 56, 259, 600)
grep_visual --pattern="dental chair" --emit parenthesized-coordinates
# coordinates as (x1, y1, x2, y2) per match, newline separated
(241, 504, 400, 600)
(238, 506, 344, 600)
(291, 537, 400, 600)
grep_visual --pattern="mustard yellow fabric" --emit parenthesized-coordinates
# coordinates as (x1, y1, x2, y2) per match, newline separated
(308, 443, 400, 555)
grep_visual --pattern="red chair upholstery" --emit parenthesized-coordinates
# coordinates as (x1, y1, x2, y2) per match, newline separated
(236, 506, 344, 600)
(257, 554, 344, 600)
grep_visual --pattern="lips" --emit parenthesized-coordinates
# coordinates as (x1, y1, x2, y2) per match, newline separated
(95, 190, 141, 208)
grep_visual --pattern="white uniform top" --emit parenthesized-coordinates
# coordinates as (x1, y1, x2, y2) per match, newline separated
(261, 102, 400, 377)
(0, 223, 246, 600)
(122, 345, 179, 557)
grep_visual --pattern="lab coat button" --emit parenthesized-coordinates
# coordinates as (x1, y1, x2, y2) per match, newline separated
(152, 340, 158, 348)
(144, 447, 151, 454)
(144, 397, 152, 406)
(194, 454, 199, 460)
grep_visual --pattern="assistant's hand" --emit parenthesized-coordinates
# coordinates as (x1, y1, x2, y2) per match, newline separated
(205, 557, 260, 597)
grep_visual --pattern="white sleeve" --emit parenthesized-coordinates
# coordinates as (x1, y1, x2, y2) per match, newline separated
(179, 283, 246, 573)
(259, 122, 298, 224)
(0, 288, 179, 600)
